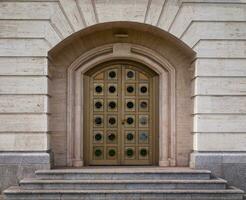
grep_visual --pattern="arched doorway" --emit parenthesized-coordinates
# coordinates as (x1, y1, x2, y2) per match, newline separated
(84, 61, 158, 165)
(66, 43, 175, 167)
(48, 22, 195, 168)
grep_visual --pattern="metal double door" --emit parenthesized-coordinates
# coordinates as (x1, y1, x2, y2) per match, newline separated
(87, 64, 155, 165)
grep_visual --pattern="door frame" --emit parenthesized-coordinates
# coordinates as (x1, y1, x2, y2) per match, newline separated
(66, 43, 176, 167)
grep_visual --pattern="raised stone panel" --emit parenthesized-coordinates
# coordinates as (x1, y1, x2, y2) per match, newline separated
(0, 133, 50, 151)
(169, 3, 246, 38)
(145, 0, 166, 25)
(50, 3, 74, 38)
(194, 40, 246, 58)
(0, 39, 49, 57)
(194, 58, 246, 77)
(193, 77, 246, 96)
(0, 2, 53, 20)
(76, 0, 98, 26)
(182, 22, 246, 47)
(0, 20, 47, 38)
(193, 96, 246, 114)
(0, 77, 48, 94)
(0, 20, 61, 46)
(193, 115, 246, 132)
(0, 57, 48, 76)
(45, 23, 62, 46)
(194, 133, 246, 151)
(0, 114, 48, 132)
(59, 0, 85, 31)
(0, 2, 73, 39)
(0, 95, 49, 113)
(158, 0, 180, 30)
(95, 0, 148, 23)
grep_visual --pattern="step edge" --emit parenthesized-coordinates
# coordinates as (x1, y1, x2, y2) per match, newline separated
(4, 187, 244, 195)
(35, 170, 211, 175)
(20, 179, 227, 184)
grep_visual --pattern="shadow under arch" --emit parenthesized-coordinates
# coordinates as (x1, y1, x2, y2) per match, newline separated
(48, 21, 196, 167)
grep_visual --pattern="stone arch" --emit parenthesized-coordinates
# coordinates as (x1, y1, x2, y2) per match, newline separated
(48, 22, 195, 167)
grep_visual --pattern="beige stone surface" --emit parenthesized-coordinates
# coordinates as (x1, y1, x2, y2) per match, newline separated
(194, 58, 246, 77)
(0, 39, 50, 56)
(0, 114, 48, 132)
(194, 77, 246, 96)
(193, 96, 246, 114)
(0, 57, 48, 76)
(0, 77, 48, 94)
(194, 40, 246, 58)
(169, 3, 246, 37)
(194, 132, 246, 151)
(145, 0, 166, 25)
(194, 115, 246, 133)
(0, 133, 50, 151)
(181, 22, 246, 47)
(95, 0, 149, 22)
(0, 0, 245, 164)
(0, 95, 48, 113)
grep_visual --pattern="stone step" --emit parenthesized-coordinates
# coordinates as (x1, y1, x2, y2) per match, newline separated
(35, 168, 212, 180)
(20, 178, 227, 190)
(4, 186, 244, 200)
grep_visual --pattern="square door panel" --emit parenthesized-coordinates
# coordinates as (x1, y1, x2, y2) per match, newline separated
(107, 83, 118, 96)
(138, 147, 149, 160)
(139, 83, 149, 95)
(125, 99, 136, 112)
(107, 69, 118, 80)
(139, 99, 149, 112)
(125, 131, 136, 144)
(138, 131, 149, 144)
(107, 131, 117, 144)
(107, 115, 117, 128)
(125, 69, 136, 80)
(107, 99, 118, 112)
(124, 147, 136, 160)
(93, 146, 104, 160)
(139, 115, 149, 128)
(107, 147, 117, 160)
(94, 99, 104, 112)
(93, 131, 104, 144)
(124, 115, 135, 128)
(125, 83, 136, 96)
(93, 115, 104, 128)
(93, 83, 104, 96)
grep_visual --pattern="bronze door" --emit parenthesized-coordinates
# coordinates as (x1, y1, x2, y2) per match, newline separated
(85, 63, 157, 165)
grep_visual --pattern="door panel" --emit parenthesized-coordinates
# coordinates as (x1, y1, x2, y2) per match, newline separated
(87, 64, 156, 165)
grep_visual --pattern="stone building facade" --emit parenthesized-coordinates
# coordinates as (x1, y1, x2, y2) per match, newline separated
(0, 0, 246, 193)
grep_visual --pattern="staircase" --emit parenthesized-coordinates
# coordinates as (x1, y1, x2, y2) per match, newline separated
(3, 167, 244, 200)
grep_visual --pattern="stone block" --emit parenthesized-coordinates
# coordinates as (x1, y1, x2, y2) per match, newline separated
(0, 152, 51, 192)
(190, 152, 246, 191)
(222, 163, 246, 191)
